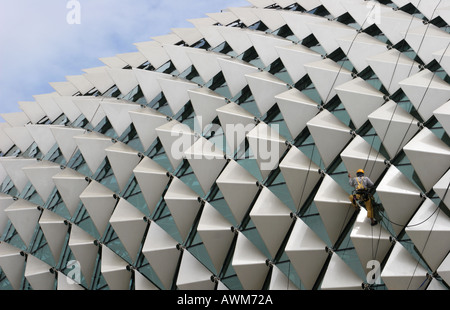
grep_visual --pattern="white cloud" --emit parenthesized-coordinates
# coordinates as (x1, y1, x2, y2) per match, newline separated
(0, 0, 249, 117)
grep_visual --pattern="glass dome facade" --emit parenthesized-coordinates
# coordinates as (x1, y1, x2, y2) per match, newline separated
(0, 0, 449, 290)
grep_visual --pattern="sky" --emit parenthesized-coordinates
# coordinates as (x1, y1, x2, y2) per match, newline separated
(0, 0, 250, 118)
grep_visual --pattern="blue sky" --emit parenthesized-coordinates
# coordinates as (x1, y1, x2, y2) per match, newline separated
(0, 0, 249, 118)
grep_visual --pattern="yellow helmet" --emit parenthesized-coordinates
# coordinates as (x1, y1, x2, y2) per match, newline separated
(356, 169, 365, 175)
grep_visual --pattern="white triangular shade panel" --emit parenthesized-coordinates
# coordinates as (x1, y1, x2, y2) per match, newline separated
(350, 208, 392, 274)
(176, 250, 215, 290)
(296, 0, 321, 11)
(0, 194, 14, 237)
(335, 77, 385, 129)
(245, 71, 290, 117)
(197, 202, 234, 274)
(246, 32, 293, 68)
(340, 0, 390, 30)
(156, 120, 197, 171)
(268, 265, 299, 290)
(381, 242, 429, 290)
(216, 102, 256, 154)
(376, 165, 423, 236)
(0, 124, 15, 154)
(307, 19, 356, 55)
(304, 58, 353, 104)
(250, 7, 286, 31)
(79, 180, 117, 237)
(133, 156, 170, 215)
(399, 69, 450, 122)
(132, 68, 170, 103)
(50, 126, 86, 162)
(406, 198, 450, 272)
(129, 107, 168, 151)
(24, 255, 54, 290)
(368, 100, 420, 159)
(227, 7, 260, 27)
(403, 128, 450, 192)
(39, 209, 68, 263)
(100, 245, 131, 290)
(33, 93, 63, 123)
(73, 131, 114, 175)
(109, 198, 147, 262)
(340, 135, 387, 182)
(437, 252, 450, 286)
(216, 27, 254, 56)
(433, 100, 450, 136)
(133, 41, 170, 70)
(232, 232, 270, 290)
(134, 271, 159, 290)
(321, 253, 363, 290)
(0, 242, 26, 290)
(82, 66, 115, 94)
(247, 122, 288, 179)
(314, 175, 356, 246)
(3, 126, 34, 153)
(157, 76, 199, 116)
(285, 218, 328, 290)
(100, 56, 128, 69)
(184, 137, 227, 195)
(65, 75, 94, 95)
(434, 47, 450, 77)
(51, 76, 85, 97)
(118, 51, 147, 68)
(307, 109, 353, 168)
(73, 97, 107, 128)
(186, 49, 231, 83)
(68, 224, 98, 287)
(279, 11, 325, 42)
(25, 124, 61, 155)
(53, 168, 89, 217)
(56, 271, 85, 290)
(279, 146, 321, 211)
(5, 199, 41, 246)
(337, 33, 388, 73)
(162, 44, 194, 74)
(105, 68, 139, 96)
(275, 88, 319, 140)
(217, 57, 260, 98)
(164, 177, 201, 241)
(99, 99, 141, 137)
(188, 87, 227, 132)
(402, 23, 450, 65)
(275, 43, 322, 84)
(2, 1, 450, 292)
(22, 160, 61, 203)
(377, 8, 424, 45)
(366, 49, 420, 95)
(249, 187, 292, 258)
(142, 220, 180, 290)
(1, 112, 29, 128)
(216, 160, 259, 224)
(319, 0, 347, 18)
(171, 27, 203, 46)
(152, 33, 183, 45)
(193, 24, 226, 50)
(17, 101, 46, 124)
(433, 169, 450, 212)
(105, 141, 141, 191)
(52, 95, 80, 122)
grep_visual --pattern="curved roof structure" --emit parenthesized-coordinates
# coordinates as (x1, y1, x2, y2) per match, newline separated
(0, 0, 449, 291)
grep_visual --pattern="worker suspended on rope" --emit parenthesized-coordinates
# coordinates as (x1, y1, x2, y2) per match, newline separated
(348, 169, 377, 226)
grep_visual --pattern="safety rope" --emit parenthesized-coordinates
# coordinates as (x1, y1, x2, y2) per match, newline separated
(364, 0, 427, 179)
(362, 0, 450, 270)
